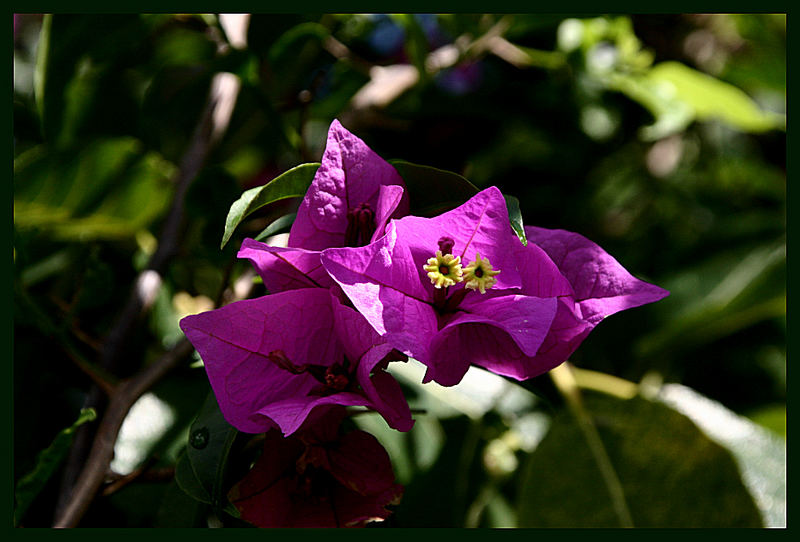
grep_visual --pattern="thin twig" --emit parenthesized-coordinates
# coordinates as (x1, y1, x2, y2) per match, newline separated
(53, 339, 194, 528)
(550, 363, 634, 528)
(102, 467, 176, 496)
(53, 16, 248, 523)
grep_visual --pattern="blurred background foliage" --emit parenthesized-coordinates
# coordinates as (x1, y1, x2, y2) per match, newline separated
(13, 13, 785, 528)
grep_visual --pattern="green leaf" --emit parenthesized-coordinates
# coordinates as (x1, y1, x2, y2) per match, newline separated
(516, 393, 762, 527)
(174, 450, 211, 505)
(396, 14, 429, 80)
(655, 384, 785, 527)
(220, 162, 319, 249)
(608, 71, 695, 141)
(648, 61, 785, 133)
(14, 408, 97, 526)
(14, 137, 175, 241)
(33, 15, 154, 146)
(254, 212, 296, 243)
(636, 241, 785, 358)
(389, 159, 479, 217)
(155, 477, 207, 527)
(178, 392, 240, 517)
(503, 194, 527, 246)
(609, 61, 785, 140)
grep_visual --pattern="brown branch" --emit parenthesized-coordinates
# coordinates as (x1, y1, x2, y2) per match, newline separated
(53, 16, 248, 523)
(53, 338, 195, 528)
(102, 466, 176, 496)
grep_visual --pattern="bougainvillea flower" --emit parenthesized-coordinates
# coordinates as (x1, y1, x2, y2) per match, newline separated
(520, 224, 669, 372)
(289, 118, 409, 251)
(235, 119, 409, 296)
(179, 288, 413, 436)
(237, 239, 338, 294)
(229, 407, 403, 528)
(321, 186, 668, 386)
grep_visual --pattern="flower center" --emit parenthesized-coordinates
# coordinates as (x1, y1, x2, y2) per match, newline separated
(463, 252, 500, 294)
(267, 350, 353, 394)
(323, 365, 350, 391)
(344, 203, 376, 247)
(423, 250, 463, 289)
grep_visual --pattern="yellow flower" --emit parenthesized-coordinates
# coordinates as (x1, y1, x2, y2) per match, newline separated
(423, 250, 463, 288)
(463, 252, 500, 294)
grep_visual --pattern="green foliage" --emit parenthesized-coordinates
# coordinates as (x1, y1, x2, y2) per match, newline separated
(220, 163, 320, 248)
(12, 13, 784, 528)
(14, 408, 97, 526)
(14, 137, 175, 240)
(174, 393, 240, 518)
(517, 393, 762, 527)
(503, 194, 527, 246)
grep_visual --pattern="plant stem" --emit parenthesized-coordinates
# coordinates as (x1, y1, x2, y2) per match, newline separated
(550, 363, 634, 528)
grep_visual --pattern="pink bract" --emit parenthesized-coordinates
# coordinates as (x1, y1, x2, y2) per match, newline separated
(179, 288, 413, 436)
(237, 119, 409, 296)
(321, 186, 668, 386)
(289, 119, 409, 251)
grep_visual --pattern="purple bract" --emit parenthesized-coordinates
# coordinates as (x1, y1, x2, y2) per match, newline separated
(321, 186, 668, 386)
(179, 288, 413, 436)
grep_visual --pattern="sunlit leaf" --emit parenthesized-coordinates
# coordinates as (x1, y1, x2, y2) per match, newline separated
(220, 162, 319, 249)
(503, 194, 527, 246)
(516, 393, 762, 527)
(654, 383, 785, 527)
(648, 61, 785, 133)
(14, 137, 175, 240)
(609, 61, 785, 140)
(608, 71, 695, 141)
(14, 408, 97, 526)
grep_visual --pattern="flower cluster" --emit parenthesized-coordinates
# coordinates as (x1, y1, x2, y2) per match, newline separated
(179, 120, 669, 527)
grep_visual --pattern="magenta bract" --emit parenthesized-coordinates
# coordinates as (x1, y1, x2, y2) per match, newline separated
(289, 119, 409, 251)
(238, 119, 409, 296)
(179, 288, 413, 436)
(321, 186, 668, 386)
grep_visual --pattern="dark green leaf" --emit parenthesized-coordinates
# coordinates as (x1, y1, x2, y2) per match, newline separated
(389, 159, 479, 217)
(34, 15, 153, 145)
(392, 416, 484, 527)
(14, 408, 97, 526)
(516, 393, 762, 527)
(174, 450, 211, 505)
(654, 383, 785, 527)
(180, 392, 240, 517)
(254, 212, 296, 242)
(156, 477, 207, 528)
(503, 194, 527, 246)
(220, 162, 319, 249)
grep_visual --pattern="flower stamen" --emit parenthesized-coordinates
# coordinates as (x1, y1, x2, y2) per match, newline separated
(423, 250, 463, 289)
(463, 252, 500, 294)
